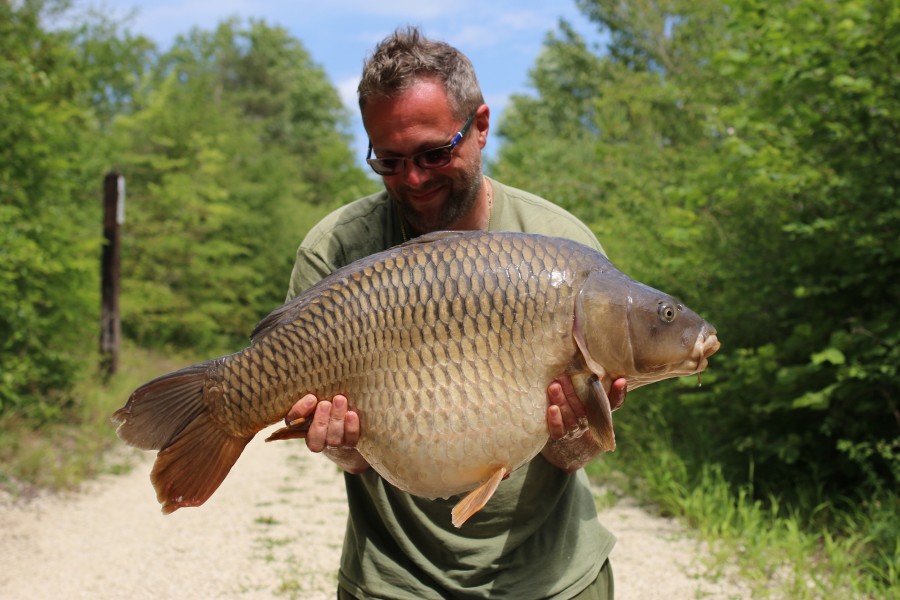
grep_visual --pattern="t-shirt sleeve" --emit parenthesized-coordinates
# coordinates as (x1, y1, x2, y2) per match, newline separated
(491, 179, 606, 256)
(286, 246, 333, 301)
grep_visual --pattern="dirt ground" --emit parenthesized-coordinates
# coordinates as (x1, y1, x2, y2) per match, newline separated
(0, 425, 752, 599)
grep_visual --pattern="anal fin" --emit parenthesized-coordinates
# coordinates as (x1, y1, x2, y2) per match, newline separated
(451, 466, 509, 528)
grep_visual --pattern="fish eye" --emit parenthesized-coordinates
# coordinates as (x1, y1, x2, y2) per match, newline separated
(658, 303, 677, 323)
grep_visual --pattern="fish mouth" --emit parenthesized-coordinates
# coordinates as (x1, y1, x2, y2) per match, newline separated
(697, 332, 721, 369)
(682, 327, 720, 373)
(626, 330, 721, 389)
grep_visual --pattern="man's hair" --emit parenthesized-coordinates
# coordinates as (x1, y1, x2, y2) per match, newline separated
(358, 26, 484, 119)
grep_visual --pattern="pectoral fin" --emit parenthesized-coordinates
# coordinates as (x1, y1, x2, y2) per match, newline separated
(451, 466, 509, 528)
(584, 375, 616, 452)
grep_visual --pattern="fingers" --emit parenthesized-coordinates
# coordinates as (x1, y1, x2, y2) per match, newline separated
(306, 400, 331, 452)
(547, 404, 566, 440)
(343, 410, 360, 447)
(270, 394, 319, 441)
(547, 379, 589, 441)
(609, 378, 627, 411)
(305, 394, 358, 453)
(286, 394, 317, 423)
(325, 395, 348, 448)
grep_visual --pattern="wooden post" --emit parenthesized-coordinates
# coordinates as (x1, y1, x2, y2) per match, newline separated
(100, 172, 124, 378)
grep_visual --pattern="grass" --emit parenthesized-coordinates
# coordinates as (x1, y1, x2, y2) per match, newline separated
(587, 404, 900, 600)
(0, 342, 199, 497)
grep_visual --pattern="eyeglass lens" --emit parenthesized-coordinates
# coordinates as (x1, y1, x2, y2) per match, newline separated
(367, 113, 474, 175)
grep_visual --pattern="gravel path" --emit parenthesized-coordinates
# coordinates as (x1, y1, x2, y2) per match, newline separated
(0, 426, 751, 599)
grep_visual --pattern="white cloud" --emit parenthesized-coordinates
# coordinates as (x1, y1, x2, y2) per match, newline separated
(485, 91, 512, 114)
(445, 24, 496, 50)
(496, 9, 554, 32)
(336, 0, 459, 21)
(337, 76, 361, 111)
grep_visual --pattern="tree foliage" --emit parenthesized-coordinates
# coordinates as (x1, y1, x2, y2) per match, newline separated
(1, 3, 375, 416)
(0, 0, 106, 418)
(494, 0, 899, 499)
(112, 18, 377, 349)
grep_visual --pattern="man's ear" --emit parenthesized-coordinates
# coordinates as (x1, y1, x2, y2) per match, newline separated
(475, 103, 490, 148)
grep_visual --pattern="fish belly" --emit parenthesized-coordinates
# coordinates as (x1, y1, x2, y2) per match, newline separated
(355, 372, 553, 499)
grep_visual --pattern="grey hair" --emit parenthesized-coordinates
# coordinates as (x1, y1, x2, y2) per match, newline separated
(358, 26, 485, 119)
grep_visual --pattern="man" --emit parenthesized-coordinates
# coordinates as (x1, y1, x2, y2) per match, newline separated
(282, 27, 626, 600)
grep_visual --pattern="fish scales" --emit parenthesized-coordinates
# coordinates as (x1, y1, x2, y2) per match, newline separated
(113, 231, 720, 523)
(216, 233, 579, 495)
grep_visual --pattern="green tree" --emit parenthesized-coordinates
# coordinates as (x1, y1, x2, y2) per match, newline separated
(494, 0, 899, 499)
(704, 0, 900, 495)
(0, 6, 375, 416)
(0, 0, 102, 418)
(113, 18, 375, 350)
(67, 7, 157, 129)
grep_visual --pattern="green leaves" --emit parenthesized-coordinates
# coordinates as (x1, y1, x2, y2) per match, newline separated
(107, 18, 375, 351)
(811, 348, 846, 367)
(0, 1, 103, 419)
(1, 7, 375, 416)
(495, 0, 900, 509)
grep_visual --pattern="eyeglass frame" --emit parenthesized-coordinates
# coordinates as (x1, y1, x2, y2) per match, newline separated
(365, 113, 477, 176)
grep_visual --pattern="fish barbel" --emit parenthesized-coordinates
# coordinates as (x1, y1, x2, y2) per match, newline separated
(113, 231, 720, 526)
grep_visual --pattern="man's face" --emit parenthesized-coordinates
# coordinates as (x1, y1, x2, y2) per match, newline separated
(362, 80, 489, 234)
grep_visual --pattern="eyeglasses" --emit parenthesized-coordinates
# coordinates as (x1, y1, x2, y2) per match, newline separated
(366, 113, 476, 176)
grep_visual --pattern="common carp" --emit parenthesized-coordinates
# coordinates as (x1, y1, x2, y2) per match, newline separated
(113, 231, 720, 527)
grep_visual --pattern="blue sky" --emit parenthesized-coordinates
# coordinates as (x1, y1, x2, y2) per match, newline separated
(88, 0, 608, 165)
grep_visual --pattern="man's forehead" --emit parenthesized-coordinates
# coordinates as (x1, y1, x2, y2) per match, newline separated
(367, 122, 456, 156)
(363, 83, 458, 154)
(362, 80, 453, 122)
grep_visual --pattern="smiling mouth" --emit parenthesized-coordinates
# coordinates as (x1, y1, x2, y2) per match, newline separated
(405, 184, 446, 203)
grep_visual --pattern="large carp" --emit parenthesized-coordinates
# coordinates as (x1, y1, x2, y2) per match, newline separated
(113, 231, 720, 527)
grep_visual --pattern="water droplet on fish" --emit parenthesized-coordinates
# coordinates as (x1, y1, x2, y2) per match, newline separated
(697, 373, 702, 387)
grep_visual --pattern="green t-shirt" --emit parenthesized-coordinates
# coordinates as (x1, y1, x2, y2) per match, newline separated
(287, 177, 616, 599)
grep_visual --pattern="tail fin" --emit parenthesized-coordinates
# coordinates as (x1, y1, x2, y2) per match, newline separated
(112, 362, 253, 513)
(150, 412, 251, 513)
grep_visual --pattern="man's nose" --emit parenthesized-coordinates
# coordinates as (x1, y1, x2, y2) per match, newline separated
(399, 159, 432, 187)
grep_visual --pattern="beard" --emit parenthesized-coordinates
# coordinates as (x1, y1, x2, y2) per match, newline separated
(389, 159, 483, 234)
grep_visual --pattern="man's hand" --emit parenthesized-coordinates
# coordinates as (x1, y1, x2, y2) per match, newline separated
(543, 376, 627, 472)
(283, 393, 370, 474)
(546, 377, 627, 441)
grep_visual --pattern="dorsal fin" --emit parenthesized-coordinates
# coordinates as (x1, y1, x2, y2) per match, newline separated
(249, 294, 310, 343)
